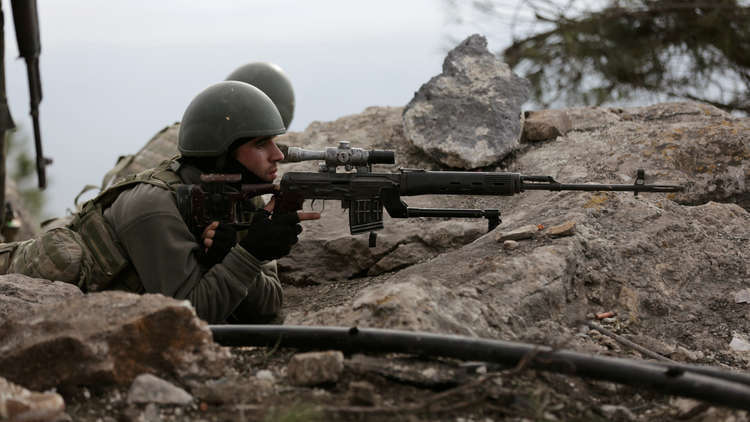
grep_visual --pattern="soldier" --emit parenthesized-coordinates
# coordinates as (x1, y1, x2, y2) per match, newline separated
(63, 81, 319, 323)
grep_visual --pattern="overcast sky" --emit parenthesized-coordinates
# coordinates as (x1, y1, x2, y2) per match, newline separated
(2, 0, 521, 219)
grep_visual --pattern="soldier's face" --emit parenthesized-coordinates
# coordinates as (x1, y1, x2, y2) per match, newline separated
(233, 136, 285, 181)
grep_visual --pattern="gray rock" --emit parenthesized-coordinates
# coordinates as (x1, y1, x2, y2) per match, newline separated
(347, 354, 465, 389)
(0, 274, 83, 321)
(600, 404, 636, 421)
(368, 242, 432, 275)
(189, 375, 274, 405)
(0, 376, 65, 421)
(347, 381, 379, 406)
(729, 335, 750, 352)
(496, 224, 540, 241)
(127, 374, 193, 405)
(255, 370, 275, 382)
(286, 351, 344, 386)
(279, 217, 484, 285)
(403, 34, 530, 168)
(545, 221, 577, 237)
(523, 109, 573, 141)
(503, 240, 519, 249)
(139, 403, 161, 422)
(735, 289, 750, 304)
(0, 292, 230, 391)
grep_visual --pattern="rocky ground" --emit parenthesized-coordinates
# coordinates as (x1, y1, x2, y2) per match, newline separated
(1, 35, 749, 421)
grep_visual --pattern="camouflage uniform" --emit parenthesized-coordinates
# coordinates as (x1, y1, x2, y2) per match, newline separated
(99, 158, 282, 324)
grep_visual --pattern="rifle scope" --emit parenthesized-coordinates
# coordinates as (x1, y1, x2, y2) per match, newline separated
(286, 141, 395, 169)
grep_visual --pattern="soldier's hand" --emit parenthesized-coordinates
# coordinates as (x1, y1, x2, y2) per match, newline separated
(202, 221, 237, 265)
(239, 211, 303, 261)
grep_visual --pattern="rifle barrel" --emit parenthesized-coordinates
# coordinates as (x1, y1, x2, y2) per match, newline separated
(522, 182, 683, 192)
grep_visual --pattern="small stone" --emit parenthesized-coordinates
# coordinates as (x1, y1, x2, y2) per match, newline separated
(496, 224, 539, 242)
(670, 397, 702, 414)
(0, 376, 65, 421)
(546, 220, 576, 237)
(421, 367, 438, 379)
(287, 351, 344, 386)
(127, 374, 193, 405)
(503, 240, 519, 249)
(729, 335, 750, 352)
(523, 109, 573, 141)
(600, 405, 636, 420)
(255, 370, 275, 381)
(348, 381, 379, 406)
(673, 346, 704, 362)
(734, 289, 750, 304)
(142, 403, 160, 422)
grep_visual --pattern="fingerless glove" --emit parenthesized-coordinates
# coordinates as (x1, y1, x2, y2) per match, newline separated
(239, 211, 302, 261)
(203, 223, 237, 266)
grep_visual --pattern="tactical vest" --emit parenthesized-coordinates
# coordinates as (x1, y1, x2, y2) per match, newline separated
(66, 158, 186, 293)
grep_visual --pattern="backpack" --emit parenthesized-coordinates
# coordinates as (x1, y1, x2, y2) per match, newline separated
(0, 159, 183, 292)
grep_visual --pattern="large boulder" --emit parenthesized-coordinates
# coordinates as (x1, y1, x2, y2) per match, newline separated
(0, 274, 82, 321)
(0, 291, 230, 391)
(402, 34, 531, 168)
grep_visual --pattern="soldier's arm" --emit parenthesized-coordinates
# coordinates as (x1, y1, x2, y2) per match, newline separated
(226, 259, 283, 323)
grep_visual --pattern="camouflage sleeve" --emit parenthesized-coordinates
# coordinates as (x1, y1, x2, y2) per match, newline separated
(103, 183, 282, 323)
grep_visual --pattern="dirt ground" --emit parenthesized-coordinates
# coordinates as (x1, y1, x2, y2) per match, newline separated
(62, 346, 749, 422)
(59, 276, 750, 422)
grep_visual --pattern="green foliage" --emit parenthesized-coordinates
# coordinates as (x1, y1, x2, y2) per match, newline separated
(5, 127, 47, 220)
(489, 0, 749, 113)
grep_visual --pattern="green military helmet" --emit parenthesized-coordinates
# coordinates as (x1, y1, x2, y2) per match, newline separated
(226, 62, 295, 129)
(178, 81, 285, 157)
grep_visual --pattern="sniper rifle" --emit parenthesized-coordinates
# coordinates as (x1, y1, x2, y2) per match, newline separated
(176, 141, 683, 246)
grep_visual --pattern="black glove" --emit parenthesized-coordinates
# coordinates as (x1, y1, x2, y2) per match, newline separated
(203, 223, 237, 266)
(239, 211, 302, 261)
